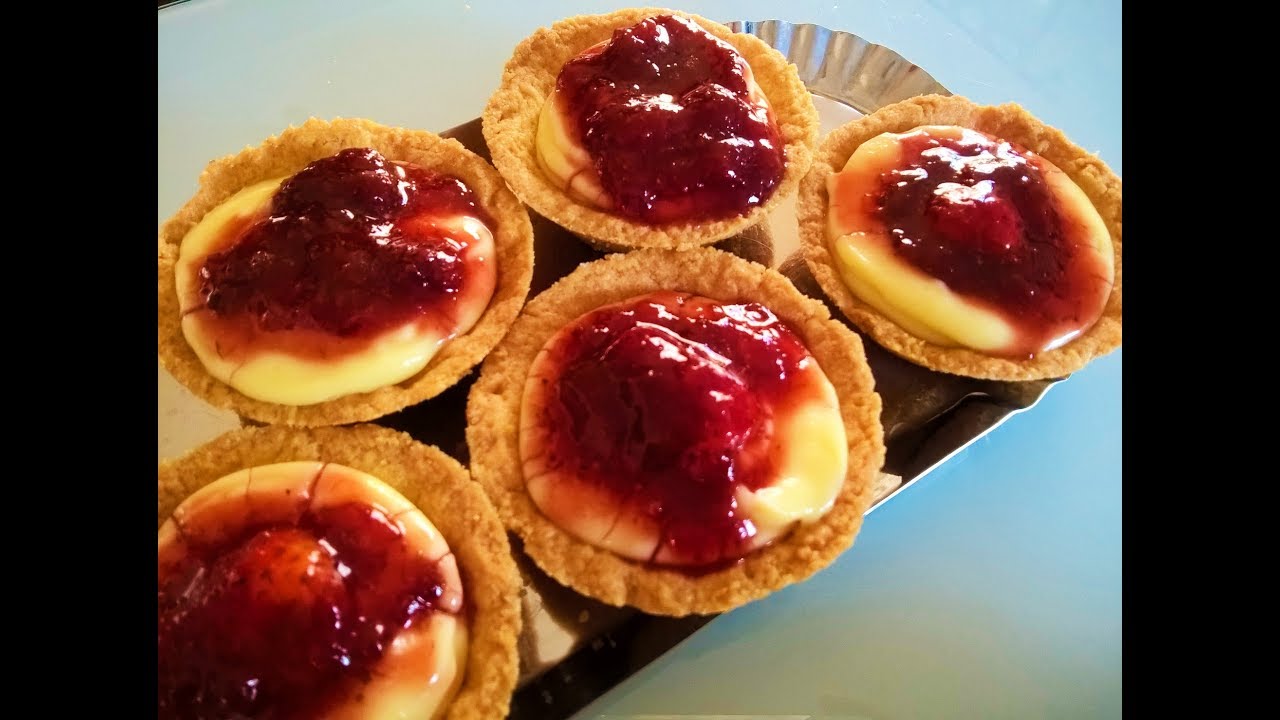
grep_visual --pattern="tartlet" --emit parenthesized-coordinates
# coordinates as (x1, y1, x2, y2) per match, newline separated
(466, 248, 884, 616)
(157, 117, 535, 426)
(483, 7, 819, 251)
(799, 94, 1122, 380)
(157, 424, 521, 720)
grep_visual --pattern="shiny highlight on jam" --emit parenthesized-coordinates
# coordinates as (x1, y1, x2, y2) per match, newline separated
(555, 15, 785, 223)
(876, 128, 1111, 356)
(529, 292, 820, 568)
(198, 148, 492, 340)
(158, 484, 455, 719)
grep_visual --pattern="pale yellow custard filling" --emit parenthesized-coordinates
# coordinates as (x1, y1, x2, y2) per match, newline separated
(158, 462, 468, 720)
(536, 91, 611, 209)
(174, 178, 496, 406)
(825, 125, 1114, 355)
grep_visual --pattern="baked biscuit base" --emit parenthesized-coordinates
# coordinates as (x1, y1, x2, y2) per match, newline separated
(158, 118, 535, 426)
(158, 424, 522, 720)
(798, 94, 1123, 380)
(482, 7, 819, 252)
(466, 248, 885, 616)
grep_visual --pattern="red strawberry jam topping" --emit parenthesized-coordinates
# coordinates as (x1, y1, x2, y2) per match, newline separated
(875, 128, 1111, 356)
(193, 147, 493, 357)
(530, 292, 822, 568)
(157, 495, 454, 718)
(554, 14, 785, 223)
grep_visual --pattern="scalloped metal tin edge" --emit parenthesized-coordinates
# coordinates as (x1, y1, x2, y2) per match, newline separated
(726, 19, 951, 112)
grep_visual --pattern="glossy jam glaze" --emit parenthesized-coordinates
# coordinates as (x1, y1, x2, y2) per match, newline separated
(554, 15, 785, 223)
(157, 469, 458, 719)
(871, 127, 1112, 356)
(197, 148, 493, 347)
(525, 291, 825, 568)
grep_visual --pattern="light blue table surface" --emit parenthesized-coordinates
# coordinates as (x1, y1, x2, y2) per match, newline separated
(158, 1, 1121, 718)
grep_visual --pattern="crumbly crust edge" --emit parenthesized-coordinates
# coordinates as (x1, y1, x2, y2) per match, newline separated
(466, 248, 885, 616)
(798, 94, 1123, 380)
(481, 7, 820, 251)
(157, 117, 535, 425)
(157, 424, 523, 720)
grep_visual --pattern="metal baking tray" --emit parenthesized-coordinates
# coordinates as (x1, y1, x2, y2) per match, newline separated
(400, 20, 1059, 720)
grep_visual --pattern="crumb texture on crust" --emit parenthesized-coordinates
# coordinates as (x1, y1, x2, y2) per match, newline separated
(157, 117, 535, 426)
(157, 424, 522, 720)
(466, 248, 885, 616)
(798, 94, 1122, 381)
(482, 7, 819, 251)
